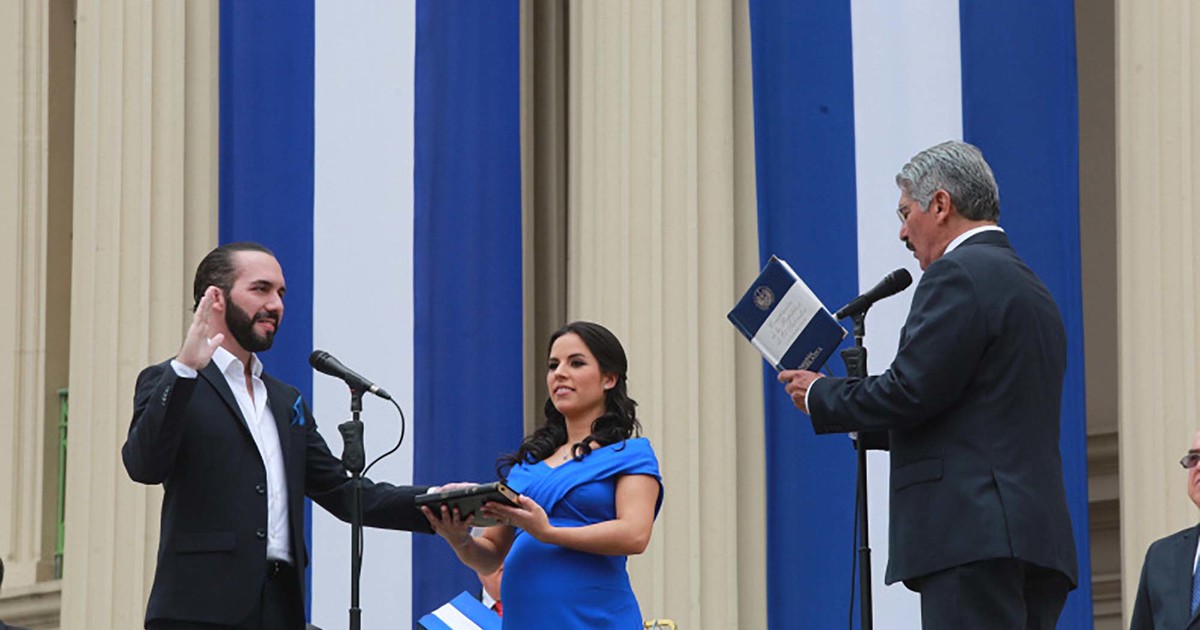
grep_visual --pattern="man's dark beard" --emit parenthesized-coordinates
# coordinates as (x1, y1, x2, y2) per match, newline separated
(225, 297, 278, 353)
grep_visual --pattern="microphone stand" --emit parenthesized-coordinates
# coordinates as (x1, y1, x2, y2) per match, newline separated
(337, 389, 366, 630)
(839, 312, 872, 630)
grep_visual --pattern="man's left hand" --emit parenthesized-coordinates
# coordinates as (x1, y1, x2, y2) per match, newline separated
(777, 370, 823, 414)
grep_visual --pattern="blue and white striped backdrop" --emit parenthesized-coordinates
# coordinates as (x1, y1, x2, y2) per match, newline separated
(218, 1, 522, 627)
(215, 1, 1090, 628)
(750, 0, 1091, 627)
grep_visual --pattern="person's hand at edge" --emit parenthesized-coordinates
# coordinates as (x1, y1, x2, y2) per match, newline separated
(425, 482, 480, 494)
(421, 503, 473, 549)
(176, 286, 225, 371)
(481, 495, 549, 539)
(778, 369, 823, 414)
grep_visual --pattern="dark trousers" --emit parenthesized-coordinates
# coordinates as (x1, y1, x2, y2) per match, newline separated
(147, 561, 304, 630)
(916, 558, 1072, 630)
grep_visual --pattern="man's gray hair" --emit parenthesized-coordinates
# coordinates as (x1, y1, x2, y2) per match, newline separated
(895, 141, 1000, 222)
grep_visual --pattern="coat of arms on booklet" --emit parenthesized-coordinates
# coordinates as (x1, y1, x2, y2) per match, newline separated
(727, 255, 847, 372)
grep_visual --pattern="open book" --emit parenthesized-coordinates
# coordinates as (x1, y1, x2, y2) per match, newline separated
(728, 255, 847, 372)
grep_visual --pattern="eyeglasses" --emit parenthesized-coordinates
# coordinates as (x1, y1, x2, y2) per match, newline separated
(896, 206, 911, 225)
(1180, 452, 1200, 469)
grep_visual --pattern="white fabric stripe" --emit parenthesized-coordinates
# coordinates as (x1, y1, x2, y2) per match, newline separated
(431, 604, 486, 630)
(850, 0, 962, 625)
(750, 281, 821, 367)
(311, 2, 418, 628)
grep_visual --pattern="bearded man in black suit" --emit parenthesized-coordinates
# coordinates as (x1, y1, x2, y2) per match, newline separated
(779, 141, 1078, 629)
(123, 242, 432, 629)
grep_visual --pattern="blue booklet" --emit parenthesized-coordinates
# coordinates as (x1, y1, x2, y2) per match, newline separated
(418, 590, 502, 630)
(728, 256, 847, 372)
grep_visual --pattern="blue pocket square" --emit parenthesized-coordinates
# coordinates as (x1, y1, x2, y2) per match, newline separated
(291, 396, 306, 427)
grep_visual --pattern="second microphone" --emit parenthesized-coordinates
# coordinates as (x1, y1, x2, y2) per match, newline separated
(309, 350, 392, 400)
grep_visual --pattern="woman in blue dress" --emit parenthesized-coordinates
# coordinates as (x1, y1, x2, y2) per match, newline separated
(422, 321, 664, 628)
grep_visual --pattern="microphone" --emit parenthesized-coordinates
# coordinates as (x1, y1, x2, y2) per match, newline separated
(834, 268, 913, 320)
(309, 350, 392, 400)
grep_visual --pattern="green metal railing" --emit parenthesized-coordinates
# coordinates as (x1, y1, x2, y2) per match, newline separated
(56, 388, 67, 579)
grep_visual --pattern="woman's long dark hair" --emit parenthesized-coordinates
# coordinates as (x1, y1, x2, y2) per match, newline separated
(497, 321, 641, 478)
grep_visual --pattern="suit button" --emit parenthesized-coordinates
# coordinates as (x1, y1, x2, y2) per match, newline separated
(256, 529, 266, 540)
(255, 484, 266, 495)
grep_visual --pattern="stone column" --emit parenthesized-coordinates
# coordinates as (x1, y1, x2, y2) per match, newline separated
(520, 0, 570, 427)
(567, 1, 766, 626)
(0, 0, 73, 626)
(1116, 0, 1200, 623)
(59, 1, 218, 627)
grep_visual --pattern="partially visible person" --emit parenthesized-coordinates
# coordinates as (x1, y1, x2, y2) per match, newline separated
(422, 321, 663, 629)
(0, 558, 31, 630)
(477, 564, 502, 616)
(779, 141, 1077, 629)
(123, 242, 432, 629)
(1130, 430, 1200, 629)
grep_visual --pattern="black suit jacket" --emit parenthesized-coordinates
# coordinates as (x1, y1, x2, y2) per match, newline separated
(122, 359, 433, 626)
(1131, 525, 1200, 630)
(807, 230, 1078, 587)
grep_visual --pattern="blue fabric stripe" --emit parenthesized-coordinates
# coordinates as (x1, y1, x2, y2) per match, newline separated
(959, 0, 1091, 625)
(748, 1, 861, 626)
(218, 0, 316, 619)
(448, 591, 502, 630)
(777, 317, 846, 373)
(728, 258, 806, 337)
(416, 614, 455, 630)
(412, 1, 524, 626)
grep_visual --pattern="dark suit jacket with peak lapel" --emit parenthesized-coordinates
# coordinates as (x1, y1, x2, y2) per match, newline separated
(122, 359, 433, 626)
(1132, 525, 1200, 630)
(807, 230, 1078, 588)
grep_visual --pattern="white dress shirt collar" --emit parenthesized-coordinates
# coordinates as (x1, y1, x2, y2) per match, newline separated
(212, 345, 263, 380)
(944, 224, 1004, 256)
(1193, 528, 1199, 573)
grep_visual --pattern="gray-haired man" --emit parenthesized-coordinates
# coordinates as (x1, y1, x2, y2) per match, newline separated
(779, 141, 1078, 628)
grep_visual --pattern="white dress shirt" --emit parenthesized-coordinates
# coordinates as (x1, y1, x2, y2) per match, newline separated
(172, 347, 293, 562)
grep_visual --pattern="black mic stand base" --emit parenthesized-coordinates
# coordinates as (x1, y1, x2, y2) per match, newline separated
(338, 390, 367, 630)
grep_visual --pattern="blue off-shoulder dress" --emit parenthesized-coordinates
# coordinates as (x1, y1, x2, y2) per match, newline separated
(500, 437, 663, 629)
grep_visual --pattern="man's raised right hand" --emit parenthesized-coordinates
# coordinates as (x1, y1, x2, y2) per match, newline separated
(175, 286, 225, 371)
